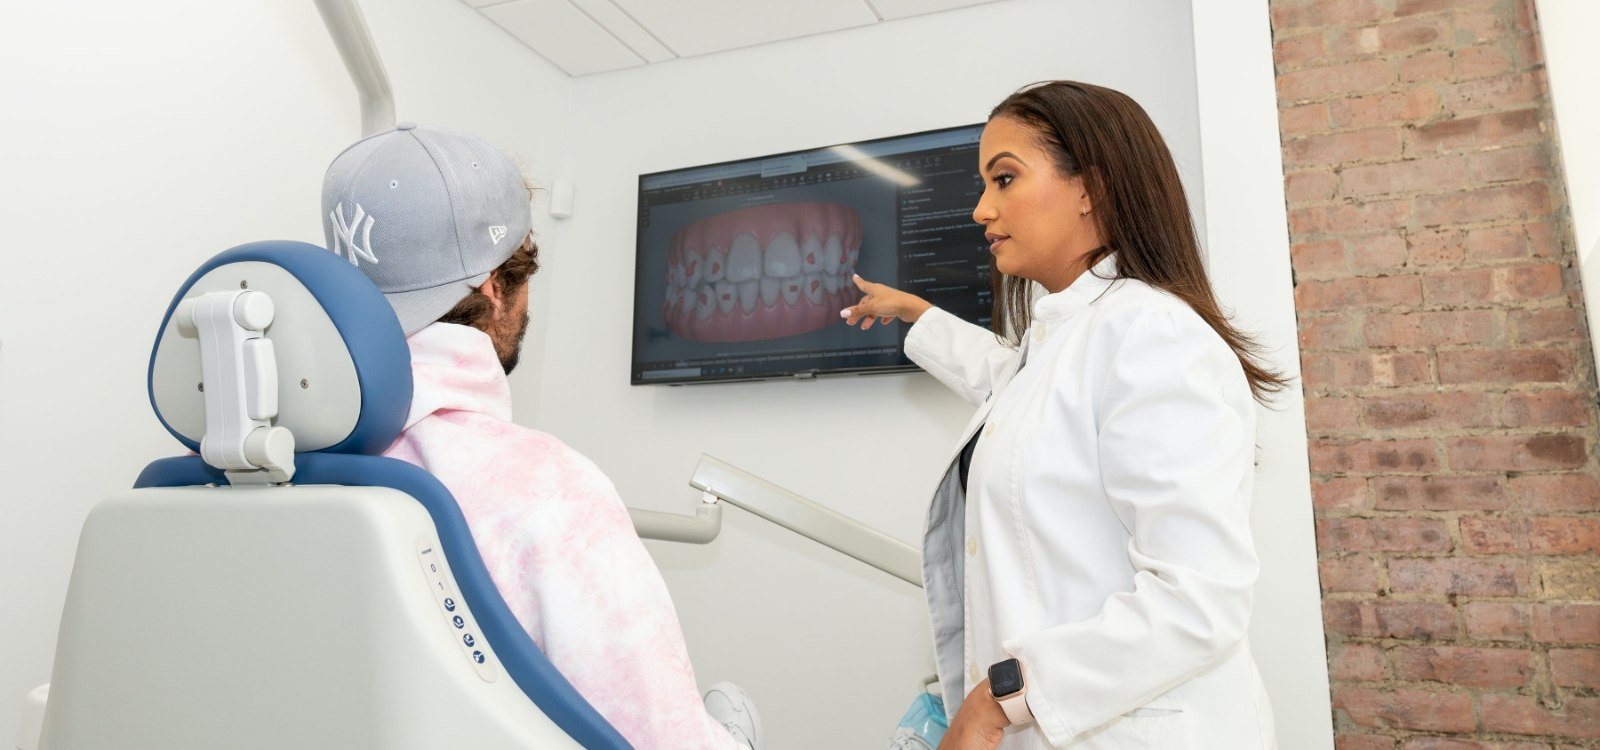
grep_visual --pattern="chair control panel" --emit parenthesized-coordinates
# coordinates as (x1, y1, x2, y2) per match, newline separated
(416, 537, 498, 683)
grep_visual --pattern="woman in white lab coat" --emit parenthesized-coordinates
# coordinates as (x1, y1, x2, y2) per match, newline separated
(844, 81, 1285, 749)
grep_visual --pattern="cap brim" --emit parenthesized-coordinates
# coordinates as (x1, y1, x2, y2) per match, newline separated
(384, 271, 490, 336)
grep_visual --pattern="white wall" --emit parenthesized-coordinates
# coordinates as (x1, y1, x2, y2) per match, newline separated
(530, 0, 1330, 747)
(0, 0, 571, 742)
(1535, 1, 1600, 380)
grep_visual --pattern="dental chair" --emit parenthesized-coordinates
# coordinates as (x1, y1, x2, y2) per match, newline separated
(25, 241, 633, 749)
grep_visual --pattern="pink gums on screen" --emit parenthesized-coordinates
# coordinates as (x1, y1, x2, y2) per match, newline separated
(662, 202, 863, 343)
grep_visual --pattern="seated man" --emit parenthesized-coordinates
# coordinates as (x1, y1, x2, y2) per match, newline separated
(320, 123, 760, 750)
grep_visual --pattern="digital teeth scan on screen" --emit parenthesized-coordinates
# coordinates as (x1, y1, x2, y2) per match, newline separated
(633, 124, 993, 385)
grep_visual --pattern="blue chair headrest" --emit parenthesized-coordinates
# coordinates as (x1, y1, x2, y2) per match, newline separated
(147, 240, 413, 456)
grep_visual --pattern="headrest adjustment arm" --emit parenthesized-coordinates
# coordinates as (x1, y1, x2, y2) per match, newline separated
(176, 290, 296, 485)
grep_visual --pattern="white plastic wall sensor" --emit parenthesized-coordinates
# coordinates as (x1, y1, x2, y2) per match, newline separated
(176, 290, 296, 484)
(549, 178, 575, 219)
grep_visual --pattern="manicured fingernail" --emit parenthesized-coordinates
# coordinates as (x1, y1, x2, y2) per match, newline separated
(839, 309, 851, 318)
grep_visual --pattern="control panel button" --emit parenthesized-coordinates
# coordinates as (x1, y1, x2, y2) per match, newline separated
(472, 651, 486, 664)
(452, 615, 465, 629)
(443, 597, 456, 612)
(463, 634, 475, 647)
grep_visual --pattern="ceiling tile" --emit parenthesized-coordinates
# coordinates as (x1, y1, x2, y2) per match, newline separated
(568, 0, 676, 63)
(609, 0, 877, 58)
(481, 0, 646, 76)
(866, 0, 1002, 21)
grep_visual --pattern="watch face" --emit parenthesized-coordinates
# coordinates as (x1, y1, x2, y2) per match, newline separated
(989, 658, 1023, 696)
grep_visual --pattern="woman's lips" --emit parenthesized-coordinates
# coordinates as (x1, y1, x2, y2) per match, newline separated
(988, 237, 1008, 253)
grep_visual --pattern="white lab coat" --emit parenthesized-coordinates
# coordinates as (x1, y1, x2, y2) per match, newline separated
(904, 254, 1277, 749)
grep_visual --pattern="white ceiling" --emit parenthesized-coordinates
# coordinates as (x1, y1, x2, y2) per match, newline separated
(462, 0, 1005, 76)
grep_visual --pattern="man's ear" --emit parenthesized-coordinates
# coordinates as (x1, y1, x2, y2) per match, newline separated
(479, 271, 506, 316)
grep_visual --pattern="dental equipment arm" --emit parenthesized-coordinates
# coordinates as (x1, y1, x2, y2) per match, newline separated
(314, 0, 395, 136)
(629, 454, 923, 588)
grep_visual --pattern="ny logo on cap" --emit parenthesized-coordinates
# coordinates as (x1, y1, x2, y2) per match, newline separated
(329, 202, 379, 267)
(489, 225, 508, 245)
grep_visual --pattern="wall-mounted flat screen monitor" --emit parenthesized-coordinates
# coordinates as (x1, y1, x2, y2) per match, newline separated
(632, 123, 993, 385)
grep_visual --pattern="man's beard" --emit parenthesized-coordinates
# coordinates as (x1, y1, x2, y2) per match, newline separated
(494, 307, 530, 375)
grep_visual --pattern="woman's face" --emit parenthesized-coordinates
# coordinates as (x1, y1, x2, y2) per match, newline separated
(973, 116, 1100, 293)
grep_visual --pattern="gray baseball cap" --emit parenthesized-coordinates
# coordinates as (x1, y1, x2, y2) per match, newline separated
(321, 122, 532, 335)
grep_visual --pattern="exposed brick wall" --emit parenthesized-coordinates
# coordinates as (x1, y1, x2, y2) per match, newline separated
(1269, 0, 1600, 745)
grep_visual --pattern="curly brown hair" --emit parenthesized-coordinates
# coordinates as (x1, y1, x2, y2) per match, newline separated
(437, 235, 541, 333)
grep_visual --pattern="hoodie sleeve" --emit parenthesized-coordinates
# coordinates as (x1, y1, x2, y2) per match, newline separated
(488, 451, 744, 750)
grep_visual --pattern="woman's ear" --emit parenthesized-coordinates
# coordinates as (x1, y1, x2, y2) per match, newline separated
(479, 272, 506, 316)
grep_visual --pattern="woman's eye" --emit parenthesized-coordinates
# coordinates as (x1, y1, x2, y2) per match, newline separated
(994, 174, 1014, 188)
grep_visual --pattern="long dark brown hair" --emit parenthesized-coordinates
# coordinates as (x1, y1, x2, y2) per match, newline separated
(988, 81, 1288, 403)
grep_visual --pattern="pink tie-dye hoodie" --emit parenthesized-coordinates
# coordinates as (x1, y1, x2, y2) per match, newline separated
(383, 323, 741, 750)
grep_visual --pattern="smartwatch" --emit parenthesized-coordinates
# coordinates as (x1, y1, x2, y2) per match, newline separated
(988, 657, 1034, 726)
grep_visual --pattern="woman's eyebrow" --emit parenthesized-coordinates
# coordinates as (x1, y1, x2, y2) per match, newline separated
(986, 151, 1024, 171)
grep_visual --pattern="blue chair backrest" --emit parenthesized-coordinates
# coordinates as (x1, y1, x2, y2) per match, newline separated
(140, 240, 633, 750)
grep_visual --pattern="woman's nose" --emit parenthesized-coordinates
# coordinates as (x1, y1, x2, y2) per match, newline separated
(972, 198, 995, 225)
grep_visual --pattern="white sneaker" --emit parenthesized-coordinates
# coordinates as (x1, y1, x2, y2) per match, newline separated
(703, 681, 763, 750)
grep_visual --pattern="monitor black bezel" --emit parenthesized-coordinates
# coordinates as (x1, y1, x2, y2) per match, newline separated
(631, 121, 987, 386)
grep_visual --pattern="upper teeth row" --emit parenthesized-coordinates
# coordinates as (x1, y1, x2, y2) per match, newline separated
(668, 270, 856, 319)
(669, 231, 857, 287)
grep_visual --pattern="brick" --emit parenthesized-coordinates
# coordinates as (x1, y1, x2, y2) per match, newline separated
(1411, 109, 1542, 153)
(1391, 645, 1535, 688)
(1350, 233, 1411, 271)
(1466, 221, 1560, 262)
(1373, 475, 1506, 511)
(1274, 32, 1325, 68)
(1287, 128, 1405, 167)
(1440, 73, 1546, 115)
(1292, 239, 1347, 276)
(1422, 265, 1564, 306)
(1301, 312, 1365, 350)
(1297, 275, 1423, 311)
(1322, 555, 1383, 593)
(1313, 476, 1370, 511)
(1341, 736, 1395, 750)
(1389, 557, 1534, 596)
(1307, 395, 1363, 433)
(1378, 15, 1451, 54)
(1510, 473, 1600, 512)
(1363, 392, 1493, 430)
(1281, 102, 1331, 136)
(1416, 182, 1552, 227)
(1343, 157, 1469, 198)
(1286, 170, 1340, 203)
(1330, 642, 1390, 681)
(1532, 604, 1600, 644)
(1456, 42, 1518, 79)
(1326, 26, 1383, 60)
(1460, 516, 1525, 554)
(1550, 648, 1600, 689)
(1311, 439, 1442, 475)
(1318, 517, 1452, 552)
(1438, 349, 1575, 385)
(1394, 0, 1496, 15)
(1279, 60, 1396, 103)
(1408, 228, 1465, 266)
(1501, 390, 1591, 429)
(1340, 736, 1395, 750)
(1464, 601, 1529, 641)
(1458, 516, 1600, 554)
(1271, 0, 1387, 30)
(1471, 144, 1551, 183)
(1304, 351, 1434, 389)
(1328, 88, 1441, 130)
(1404, 740, 1560, 750)
(1332, 685, 1476, 732)
(1511, 308, 1587, 344)
(1292, 201, 1411, 235)
(1445, 434, 1588, 471)
(1541, 559, 1600, 599)
(1453, 8, 1518, 44)
(1366, 310, 1500, 347)
(1399, 49, 1453, 83)
(1481, 693, 1600, 739)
